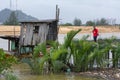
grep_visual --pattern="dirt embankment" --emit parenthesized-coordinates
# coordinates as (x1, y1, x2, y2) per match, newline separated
(0, 25, 20, 36)
(0, 25, 120, 36)
(59, 26, 120, 34)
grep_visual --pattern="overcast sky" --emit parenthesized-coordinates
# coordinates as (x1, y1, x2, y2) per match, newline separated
(0, 0, 120, 24)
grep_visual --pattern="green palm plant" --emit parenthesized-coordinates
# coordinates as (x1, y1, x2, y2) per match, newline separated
(63, 29, 81, 48)
(111, 42, 120, 68)
(21, 43, 47, 74)
(22, 42, 68, 74)
(70, 36, 97, 72)
(5, 72, 18, 80)
(58, 29, 81, 64)
(46, 29, 82, 72)
(0, 49, 17, 74)
(90, 43, 110, 68)
(69, 36, 116, 72)
(97, 37, 116, 68)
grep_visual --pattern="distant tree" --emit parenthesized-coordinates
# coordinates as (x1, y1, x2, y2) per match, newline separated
(4, 11, 19, 25)
(99, 18, 108, 25)
(86, 21, 95, 26)
(95, 20, 100, 26)
(60, 23, 73, 26)
(95, 18, 109, 26)
(73, 18, 82, 26)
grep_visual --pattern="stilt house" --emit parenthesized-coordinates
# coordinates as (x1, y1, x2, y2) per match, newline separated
(18, 19, 59, 54)
(19, 19, 58, 46)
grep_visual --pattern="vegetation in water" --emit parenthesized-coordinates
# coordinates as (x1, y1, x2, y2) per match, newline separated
(21, 29, 120, 75)
(0, 49, 17, 74)
(4, 72, 19, 80)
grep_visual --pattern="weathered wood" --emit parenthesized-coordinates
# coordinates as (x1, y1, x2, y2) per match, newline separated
(19, 24, 25, 46)
(38, 23, 49, 43)
(47, 21, 58, 41)
(56, 5, 60, 21)
(19, 20, 58, 47)
(28, 25, 34, 45)
(32, 33, 38, 45)
(23, 24, 32, 45)
(8, 40, 10, 51)
(24, 24, 33, 45)
(24, 24, 30, 45)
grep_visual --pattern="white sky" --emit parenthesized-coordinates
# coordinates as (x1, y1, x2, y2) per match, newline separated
(0, 0, 120, 24)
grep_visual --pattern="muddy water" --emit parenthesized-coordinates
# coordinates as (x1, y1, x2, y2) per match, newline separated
(8, 63, 103, 80)
(58, 33, 120, 44)
(1, 33, 120, 50)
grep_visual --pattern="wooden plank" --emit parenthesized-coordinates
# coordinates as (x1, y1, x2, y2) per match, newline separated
(27, 24, 33, 45)
(24, 24, 30, 45)
(8, 40, 10, 51)
(38, 23, 49, 43)
(19, 24, 25, 46)
(32, 33, 38, 45)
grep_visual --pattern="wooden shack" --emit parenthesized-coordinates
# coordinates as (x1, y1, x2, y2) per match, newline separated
(19, 19, 58, 46)
(18, 19, 59, 54)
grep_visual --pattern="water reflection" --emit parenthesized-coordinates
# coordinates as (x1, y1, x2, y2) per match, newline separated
(0, 63, 104, 80)
(10, 63, 102, 80)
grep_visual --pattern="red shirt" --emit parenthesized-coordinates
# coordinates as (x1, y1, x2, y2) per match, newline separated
(93, 28, 98, 37)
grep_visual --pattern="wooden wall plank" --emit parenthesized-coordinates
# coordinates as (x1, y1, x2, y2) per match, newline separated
(19, 24, 25, 46)
(27, 24, 33, 45)
(38, 23, 49, 43)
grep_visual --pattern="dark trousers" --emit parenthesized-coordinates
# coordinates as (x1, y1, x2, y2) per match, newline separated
(93, 36, 97, 42)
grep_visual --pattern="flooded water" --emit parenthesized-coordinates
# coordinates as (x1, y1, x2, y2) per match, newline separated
(58, 33, 120, 43)
(17, 74, 99, 80)
(0, 33, 120, 50)
(8, 63, 102, 80)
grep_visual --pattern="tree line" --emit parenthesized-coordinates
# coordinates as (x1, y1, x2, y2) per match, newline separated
(60, 18, 117, 26)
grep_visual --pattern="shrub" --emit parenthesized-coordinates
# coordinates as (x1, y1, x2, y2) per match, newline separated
(5, 72, 18, 80)
(0, 49, 17, 74)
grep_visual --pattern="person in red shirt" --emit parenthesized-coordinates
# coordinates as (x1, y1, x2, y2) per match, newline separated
(92, 26, 99, 42)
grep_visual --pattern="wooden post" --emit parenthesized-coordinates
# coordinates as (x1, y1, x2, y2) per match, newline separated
(107, 51, 110, 68)
(56, 5, 60, 21)
(57, 8, 60, 21)
(14, 26, 15, 37)
(8, 40, 10, 51)
(55, 5, 60, 42)
(56, 5, 58, 20)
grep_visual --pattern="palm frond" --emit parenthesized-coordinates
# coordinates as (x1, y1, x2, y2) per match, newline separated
(81, 35, 89, 40)
(63, 29, 81, 48)
(39, 55, 49, 70)
(33, 42, 47, 58)
(51, 48, 67, 60)
(47, 41, 59, 49)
